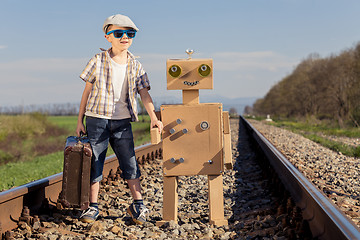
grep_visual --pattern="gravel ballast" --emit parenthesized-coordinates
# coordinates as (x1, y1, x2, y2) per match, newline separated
(249, 119, 360, 227)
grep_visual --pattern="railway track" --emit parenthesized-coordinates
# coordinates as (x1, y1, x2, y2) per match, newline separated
(242, 117, 360, 239)
(0, 143, 162, 239)
(0, 117, 359, 239)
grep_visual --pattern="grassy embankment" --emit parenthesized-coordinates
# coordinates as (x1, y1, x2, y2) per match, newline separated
(0, 114, 151, 191)
(252, 117, 360, 158)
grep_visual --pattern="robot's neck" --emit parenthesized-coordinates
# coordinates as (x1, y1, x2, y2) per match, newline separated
(182, 90, 199, 105)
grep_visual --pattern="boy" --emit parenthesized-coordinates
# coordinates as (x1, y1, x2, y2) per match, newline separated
(76, 14, 163, 224)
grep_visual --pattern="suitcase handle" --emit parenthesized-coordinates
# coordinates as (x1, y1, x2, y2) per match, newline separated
(65, 135, 90, 147)
(77, 132, 89, 143)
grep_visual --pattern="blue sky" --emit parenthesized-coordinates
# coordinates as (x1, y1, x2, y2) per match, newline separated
(1, 0, 360, 107)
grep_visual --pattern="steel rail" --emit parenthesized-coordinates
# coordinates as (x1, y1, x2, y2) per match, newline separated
(0, 142, 162, 235)
(241, 116, 360, 240)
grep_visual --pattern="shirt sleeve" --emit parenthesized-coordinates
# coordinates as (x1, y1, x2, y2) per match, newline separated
(135, 62, 151, 93)
(80, 56, 97, 83)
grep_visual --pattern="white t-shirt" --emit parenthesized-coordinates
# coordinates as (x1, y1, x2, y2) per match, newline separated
(85, 58, 131, 120)
(111, 59, 131, 119)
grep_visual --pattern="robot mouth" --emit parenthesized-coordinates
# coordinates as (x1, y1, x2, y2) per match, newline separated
(183, 81, 199, 86)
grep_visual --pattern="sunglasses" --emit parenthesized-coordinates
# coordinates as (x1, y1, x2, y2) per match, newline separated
(106, 29, 137, 39)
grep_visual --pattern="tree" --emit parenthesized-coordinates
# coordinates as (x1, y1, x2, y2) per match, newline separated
(243, 105, 253, 115)
(251, 45, 360, 127)
(229, 107, 238, 117)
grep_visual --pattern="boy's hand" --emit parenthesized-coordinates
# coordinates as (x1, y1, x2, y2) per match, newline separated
(151, 120, 163, 134)
(76, 122, 86, 137)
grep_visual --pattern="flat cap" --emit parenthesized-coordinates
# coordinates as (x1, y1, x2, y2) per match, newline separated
(103, 14, 139, 33)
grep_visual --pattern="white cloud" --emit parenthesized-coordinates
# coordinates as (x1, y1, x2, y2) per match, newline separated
(0, 45, 7, 49)
(0, 58, 88, 72)
(212, 51, 298, 72)
(0, 57, 87, 106)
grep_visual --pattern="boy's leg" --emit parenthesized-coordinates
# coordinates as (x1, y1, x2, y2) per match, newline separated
(80, 117, 110, 223)
(126, 178, 150, 224)
(109, 119, 141, 184)
(109, 119, 148, 224)
(127, 178, 142, 200)
(90, 182, 100, 203)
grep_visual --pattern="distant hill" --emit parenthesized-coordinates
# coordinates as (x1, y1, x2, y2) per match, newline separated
(152, 95, 258, 114)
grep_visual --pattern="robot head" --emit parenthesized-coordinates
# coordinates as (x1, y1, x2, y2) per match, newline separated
(166, 58, 213, 90)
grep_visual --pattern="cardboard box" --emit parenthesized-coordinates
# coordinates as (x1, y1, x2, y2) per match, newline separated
(161, 103, 223, 176)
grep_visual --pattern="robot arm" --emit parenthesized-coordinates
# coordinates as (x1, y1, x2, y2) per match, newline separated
(150, 111, 162, 145)
(151, 127, 161, 144)
(223, 111, 233, 170)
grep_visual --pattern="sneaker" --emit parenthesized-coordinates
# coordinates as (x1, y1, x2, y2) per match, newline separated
(79, 206, 99, 223)
(127, 203, 149, 225)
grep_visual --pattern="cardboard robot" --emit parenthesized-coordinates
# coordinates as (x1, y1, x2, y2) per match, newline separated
(152, 50, 233, 226)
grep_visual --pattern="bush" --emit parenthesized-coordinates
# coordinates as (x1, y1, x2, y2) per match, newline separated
(0, 114, 47, 139)
(0, 114, 69, 165)
(0, 150, 13, 165)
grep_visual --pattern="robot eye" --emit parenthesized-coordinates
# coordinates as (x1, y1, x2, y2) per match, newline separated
(168, 65, 182, 78)
(198, 64, 211, 77)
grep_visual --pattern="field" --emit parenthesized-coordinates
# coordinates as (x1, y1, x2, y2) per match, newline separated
(0, 114, 151, 191)
(252, 117, 360, 158)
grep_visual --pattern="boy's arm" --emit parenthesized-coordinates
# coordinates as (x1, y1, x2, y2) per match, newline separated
(139, 88, 163, 133)
(76, 81, 93, 137)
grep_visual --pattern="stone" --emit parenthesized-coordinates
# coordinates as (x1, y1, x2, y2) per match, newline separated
(33, 221, 42, 231)
(48, 234, 59, 240)
(109, 225, 121, 234)
(88, 222, 105, 234)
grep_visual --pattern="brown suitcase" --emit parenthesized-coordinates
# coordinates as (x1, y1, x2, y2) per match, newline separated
(58, 136, 92, 210)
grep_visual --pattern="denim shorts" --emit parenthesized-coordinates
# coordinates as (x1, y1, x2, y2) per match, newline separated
(86, 117, 141, 182)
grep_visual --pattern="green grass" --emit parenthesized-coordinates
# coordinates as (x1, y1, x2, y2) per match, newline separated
(301, 133, 360, 158)
(48, 115, 78, 134)
(244, 115, 266, 121)
(269, 120, 360, 138)
(266, 119, 360, 158)
(0, 114, 151, 191)
(0, 151, 63, 190)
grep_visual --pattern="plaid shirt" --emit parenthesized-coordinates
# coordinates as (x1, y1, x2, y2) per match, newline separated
(80, 49, 150, 121)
